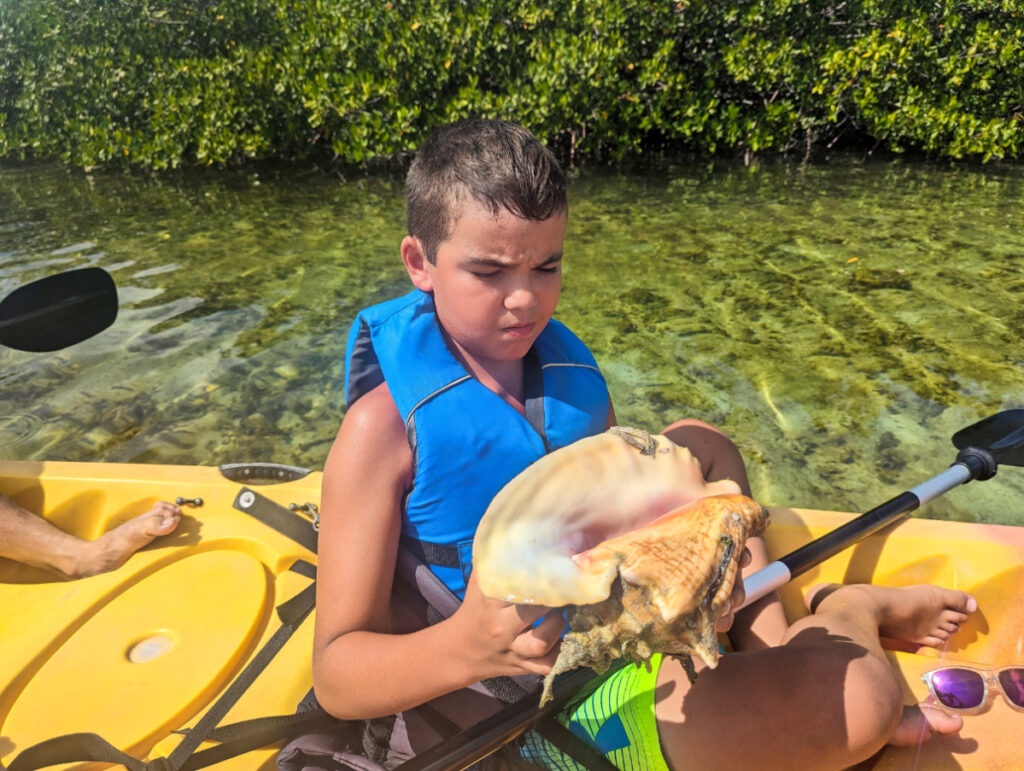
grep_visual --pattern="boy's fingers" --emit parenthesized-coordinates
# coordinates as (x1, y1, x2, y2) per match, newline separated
(739, 547, 752, 569)
(514, 602, 551, 627)
(731, 574, 746, 607)
(715, 608, 735, 632)
(715, 570, 746, 632)
(513, 611, 563, 659)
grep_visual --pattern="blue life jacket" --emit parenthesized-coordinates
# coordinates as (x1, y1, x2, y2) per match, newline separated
(345, 289, 610, 598)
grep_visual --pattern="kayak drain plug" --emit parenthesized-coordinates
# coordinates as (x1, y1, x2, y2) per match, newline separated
(128, 634, 176, 663)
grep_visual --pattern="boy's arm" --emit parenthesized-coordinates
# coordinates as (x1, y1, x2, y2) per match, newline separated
(312, 382, 563, 720)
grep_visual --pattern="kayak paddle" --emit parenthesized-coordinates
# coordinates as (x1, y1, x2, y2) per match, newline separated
(0, 267, 118, 352)
(396, 409, 1024, 771)
(741, 408, 1024, 606)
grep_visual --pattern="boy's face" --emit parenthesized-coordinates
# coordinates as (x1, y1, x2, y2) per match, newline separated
(404, 199, 566, 372)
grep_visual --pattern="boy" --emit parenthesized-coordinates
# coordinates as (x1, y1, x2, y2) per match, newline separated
(309, 119, 975, 769)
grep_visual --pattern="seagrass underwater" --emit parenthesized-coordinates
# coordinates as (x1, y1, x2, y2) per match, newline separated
(2, 157, 1023, 525)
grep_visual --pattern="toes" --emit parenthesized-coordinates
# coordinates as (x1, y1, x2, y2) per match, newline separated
(146, 502, 182, 535)
(149, 517, 178, 536)
(918, 702, 964, 736)
(949, 591, 978, 614)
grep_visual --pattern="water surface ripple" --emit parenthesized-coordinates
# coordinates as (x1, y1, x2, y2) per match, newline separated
(1, 158, 1022, 526)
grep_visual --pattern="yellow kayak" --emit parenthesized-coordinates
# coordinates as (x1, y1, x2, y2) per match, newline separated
(766, 505, 1024, 771)
(1, 460, 1022, 769)
(0, 459, 322, 770)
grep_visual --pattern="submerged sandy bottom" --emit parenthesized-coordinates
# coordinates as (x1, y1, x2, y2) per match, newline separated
(1, 156, 1022, 525)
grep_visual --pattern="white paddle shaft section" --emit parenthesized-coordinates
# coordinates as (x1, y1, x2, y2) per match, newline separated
(740, 462, 976, 610)
(739, 560, 791, 608)
(908, 463, 973, 505)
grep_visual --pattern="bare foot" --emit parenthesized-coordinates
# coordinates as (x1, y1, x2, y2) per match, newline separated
(888, 702, 964, 746)
(806, 583, 977, 648)
(75, 501, 182, 577)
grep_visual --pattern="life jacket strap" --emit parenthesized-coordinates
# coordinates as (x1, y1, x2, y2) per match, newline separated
(400, 535, 459, 568)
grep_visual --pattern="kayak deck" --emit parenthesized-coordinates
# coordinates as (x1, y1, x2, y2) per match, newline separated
(2, 462, 1022, 769)
(0, 460, 322, 770)
(767, 506, 1024, 770)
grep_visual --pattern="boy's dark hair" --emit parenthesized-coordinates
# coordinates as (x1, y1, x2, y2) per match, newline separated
(406, 119, 567, 264)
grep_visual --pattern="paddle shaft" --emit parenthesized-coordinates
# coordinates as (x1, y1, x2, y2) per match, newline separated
(395, 668, 598, 771)
(741, 448, 994, 607)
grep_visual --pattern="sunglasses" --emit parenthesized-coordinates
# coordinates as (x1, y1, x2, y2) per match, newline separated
(921, 666, 1024, 714)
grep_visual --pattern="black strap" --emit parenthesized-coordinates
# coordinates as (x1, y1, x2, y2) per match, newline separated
(5, 733, 148, 771)
(166, 580, 316, 767)
(400, 535, 460, 569)
(4, 709, 333, 771)
(522, 346, 551, 452)
(178, 709, 333, 770)
(533, 714, 619, 771)
(232, 487, 319, 554)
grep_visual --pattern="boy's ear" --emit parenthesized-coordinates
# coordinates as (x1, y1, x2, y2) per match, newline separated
(401, 236, 433, 293)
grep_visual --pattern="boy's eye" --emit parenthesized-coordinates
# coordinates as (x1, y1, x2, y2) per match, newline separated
(470, 270, 500, 279)
(536, 265, 561, 274)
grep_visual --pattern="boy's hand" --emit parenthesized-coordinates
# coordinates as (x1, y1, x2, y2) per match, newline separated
(453, 572, 563, 680)
(715, 547, 751, 632)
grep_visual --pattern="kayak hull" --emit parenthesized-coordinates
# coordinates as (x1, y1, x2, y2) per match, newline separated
(2, 462, 1022, 769)
(0, 460, 321, 770)
(766, 506, 1024, 770)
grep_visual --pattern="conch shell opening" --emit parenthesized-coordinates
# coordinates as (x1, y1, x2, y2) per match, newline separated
(472, 427, 770, 706)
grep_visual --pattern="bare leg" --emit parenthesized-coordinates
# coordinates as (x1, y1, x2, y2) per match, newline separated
(805, 583, 977, 648)
(75, 501, 182, 576)
(0, 494, 181, 579)
(661, 418, 789, 649)
(806, 582, 976, 747)
(655, 584, 977, 770)
(661, 419, 751, 495)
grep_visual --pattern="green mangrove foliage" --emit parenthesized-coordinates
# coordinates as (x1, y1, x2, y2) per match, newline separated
(1, 0, 1021, 169)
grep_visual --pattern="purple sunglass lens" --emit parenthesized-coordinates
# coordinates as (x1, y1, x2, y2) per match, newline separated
(930, 669, 985, 710)
(997, 668, 1024, 708)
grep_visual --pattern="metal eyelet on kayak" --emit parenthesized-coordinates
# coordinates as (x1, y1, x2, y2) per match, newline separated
(218, 462, 312, 485)
(175, 496, 203, 507)
(290, 502, 320, 531)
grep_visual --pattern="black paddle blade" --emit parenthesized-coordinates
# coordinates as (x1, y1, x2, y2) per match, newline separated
(953, 410, 1024, 468)
(0, 267, 118, 352)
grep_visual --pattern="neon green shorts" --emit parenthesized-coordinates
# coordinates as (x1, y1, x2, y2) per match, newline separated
(518, 654, 670, 771)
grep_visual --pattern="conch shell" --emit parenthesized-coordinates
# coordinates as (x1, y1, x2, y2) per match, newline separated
(473, 427, 769, 705)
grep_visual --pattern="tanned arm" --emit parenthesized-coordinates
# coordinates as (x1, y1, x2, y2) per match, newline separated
(312, 382, 563, 719)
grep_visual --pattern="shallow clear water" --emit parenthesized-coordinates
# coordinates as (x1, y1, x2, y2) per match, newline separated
(2, 157, 1023, 526)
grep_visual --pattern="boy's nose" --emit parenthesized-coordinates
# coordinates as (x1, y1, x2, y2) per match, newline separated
(504, 285, 537, 310)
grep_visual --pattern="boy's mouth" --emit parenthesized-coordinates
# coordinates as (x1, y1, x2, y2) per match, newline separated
(503, 322, 536, 338)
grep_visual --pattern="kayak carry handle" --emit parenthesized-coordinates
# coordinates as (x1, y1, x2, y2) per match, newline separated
(218, 462, 312, 485)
